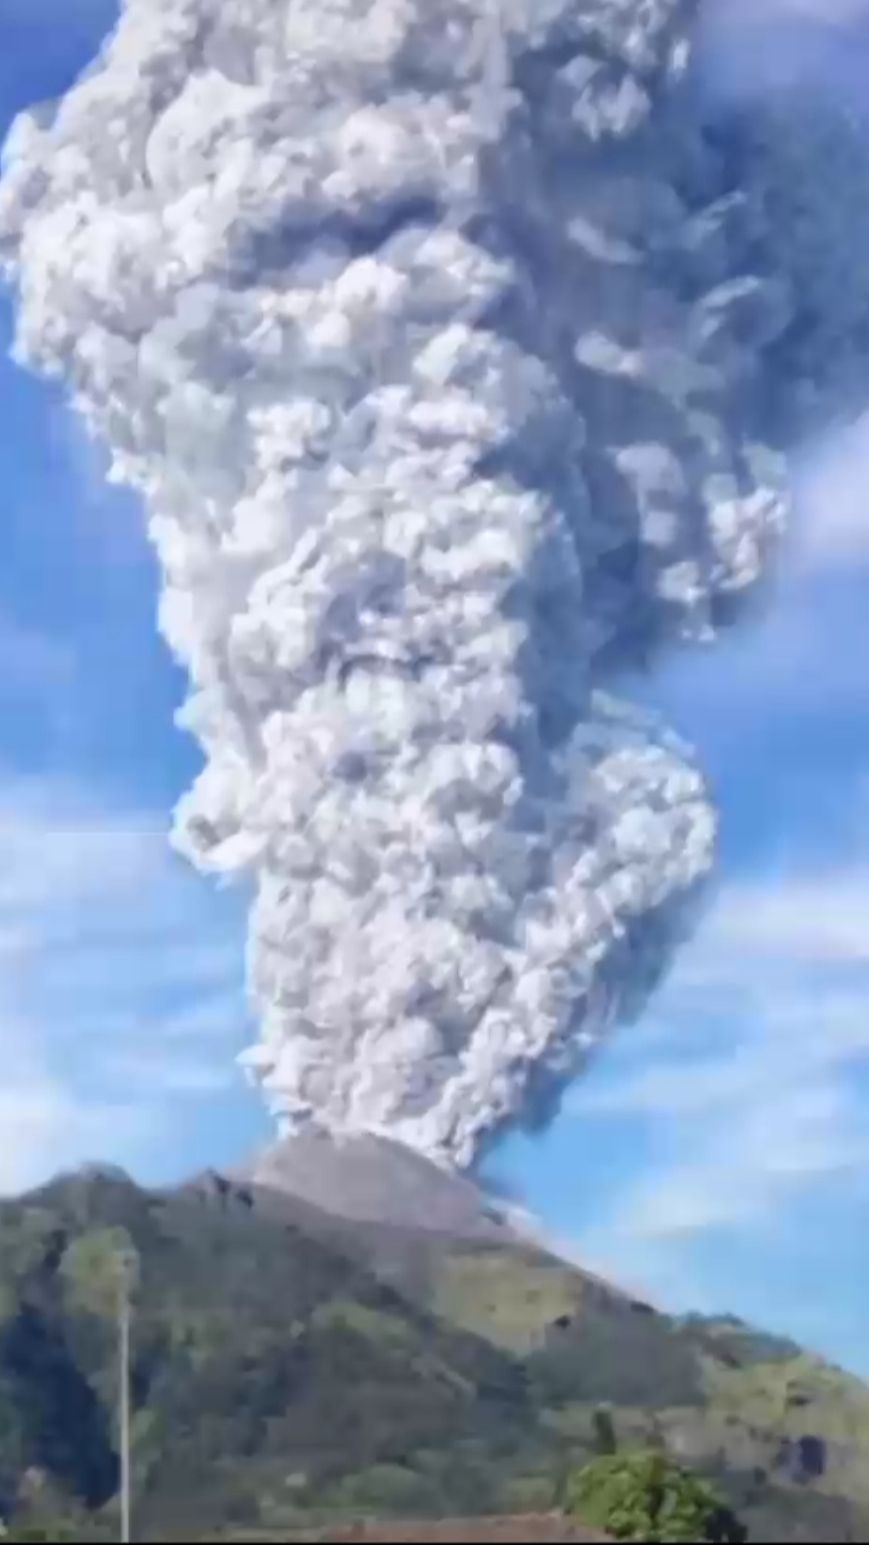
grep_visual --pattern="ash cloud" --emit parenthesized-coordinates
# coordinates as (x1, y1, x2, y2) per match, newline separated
(1, 0, 868, 1167)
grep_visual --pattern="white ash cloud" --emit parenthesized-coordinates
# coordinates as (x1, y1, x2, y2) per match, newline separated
(1, 0, 868, 1167)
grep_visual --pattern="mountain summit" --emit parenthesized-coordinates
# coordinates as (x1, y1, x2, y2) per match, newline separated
(234, 1129, 515, 1242)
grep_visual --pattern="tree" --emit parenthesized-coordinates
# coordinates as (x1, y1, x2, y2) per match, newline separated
(60, 1229, 139, 1545)
(565, 1450, 747, 1544)
(0, 1210, 59, 1309)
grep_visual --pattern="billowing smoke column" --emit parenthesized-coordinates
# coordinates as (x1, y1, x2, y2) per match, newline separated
(2, 0, 869, 1168)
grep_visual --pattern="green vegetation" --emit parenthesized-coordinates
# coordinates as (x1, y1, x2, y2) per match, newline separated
(1, 1514, 82, 1542)
(428, 1248, 578, 1354)
(566, 1451, 746, 1543)
(0, 1166, 868, 1541)
(60, 1228, 139, 1323)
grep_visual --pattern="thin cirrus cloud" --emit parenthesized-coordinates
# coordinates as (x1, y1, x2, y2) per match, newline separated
(680, 873, 869, 971)
(0, 611, 74, 690)
(756, 0, 869, 22)
(595, 1085, 862, 1239)
(702, 0, 869, 50)
(566, 862, 869, 1252)
(792, 413, 869, 570)
(0, 1086, 141, 1197)
(698, 0, 869, 114)
(0, 611, 78, 753)
(0, 771, 255, 1193)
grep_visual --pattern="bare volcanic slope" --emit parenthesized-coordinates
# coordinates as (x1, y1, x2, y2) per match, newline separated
(233, 1129, 516, 1241)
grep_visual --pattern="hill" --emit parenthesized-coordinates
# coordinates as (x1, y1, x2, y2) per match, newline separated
(0, 1147, 868, 1541)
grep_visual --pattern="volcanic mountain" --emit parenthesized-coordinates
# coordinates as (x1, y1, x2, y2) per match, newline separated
(2, 1145, 867, 1540)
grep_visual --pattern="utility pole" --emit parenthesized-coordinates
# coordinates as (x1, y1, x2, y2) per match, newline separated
(117, 1246, 138, 1545)
(59, 1227, 140, 1544)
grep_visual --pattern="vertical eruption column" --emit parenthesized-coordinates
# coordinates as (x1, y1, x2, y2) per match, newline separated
(2, 0, 868, 1166)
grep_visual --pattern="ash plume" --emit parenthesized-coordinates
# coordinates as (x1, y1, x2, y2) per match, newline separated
(2, 0, 868, 1168)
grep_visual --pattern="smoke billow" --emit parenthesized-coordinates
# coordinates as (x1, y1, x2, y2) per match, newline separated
(2, 0, 869, 1168)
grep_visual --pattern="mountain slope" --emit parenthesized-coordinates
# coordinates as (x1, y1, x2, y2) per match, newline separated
(0, 1154, 868, 1543)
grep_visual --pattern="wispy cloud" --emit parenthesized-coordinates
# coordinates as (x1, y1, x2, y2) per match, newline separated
(0, 0, 117, 32)
(566, 862, 869, 1254)
(594, 1082, 866, 1241)
(0, 606, 81, 760)
(0, 610, 75, 688)
(723, 0, 869, 23)
(792, 413, 869, 571)
(0, 1015, 152, 1195)
(0, 773, 255, 1194)
(678, 873, 869, 974)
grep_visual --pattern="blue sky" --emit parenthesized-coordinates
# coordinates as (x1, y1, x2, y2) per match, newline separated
(4, 0, 869, 1378)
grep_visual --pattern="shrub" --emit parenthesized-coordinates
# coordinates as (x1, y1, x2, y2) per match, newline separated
(565, 1450, 747, 1543)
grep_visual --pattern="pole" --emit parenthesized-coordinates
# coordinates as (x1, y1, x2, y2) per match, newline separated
(119, 1273, 131, 1545)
